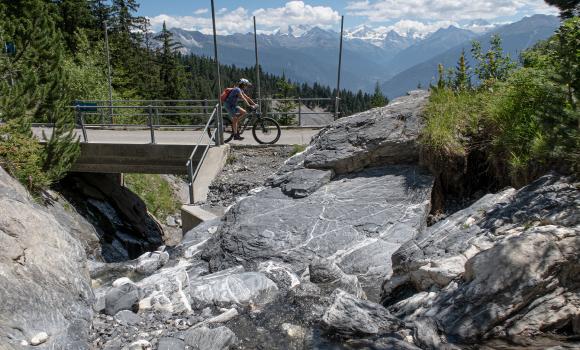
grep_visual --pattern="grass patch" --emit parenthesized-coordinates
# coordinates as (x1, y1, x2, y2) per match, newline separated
(225, 153, 237, 165)
(290, 144, 307, 156)
(124, 174, 180, 220)
(421, 89, 485, 158)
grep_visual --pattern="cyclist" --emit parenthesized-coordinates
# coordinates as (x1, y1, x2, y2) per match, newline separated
(224, 78, 257, 140)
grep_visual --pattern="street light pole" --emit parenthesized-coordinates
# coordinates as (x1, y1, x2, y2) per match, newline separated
(335, 15, 344, 120)
(104, 22, 113, 122)
(253, 16, 262, 114)
(210, 0, 224, 146)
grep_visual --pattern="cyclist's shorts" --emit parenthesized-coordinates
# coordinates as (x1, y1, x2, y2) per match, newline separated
(225, 105, 241, 117)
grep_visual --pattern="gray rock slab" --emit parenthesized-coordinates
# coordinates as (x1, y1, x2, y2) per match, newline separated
(303, 91, 429, 174)
(184, 326, 237, 350)
(203, 165, 433, 299)
(322, 290, 405, 337)
(189, 268, 278, 307)
(269, 168, 334, 198)
(0, 167, 93, 348)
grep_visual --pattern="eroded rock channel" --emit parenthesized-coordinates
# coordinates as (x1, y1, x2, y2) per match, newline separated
(0, 90, 578, 349)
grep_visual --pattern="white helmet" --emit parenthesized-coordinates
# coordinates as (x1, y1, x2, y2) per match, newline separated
(238, 78, 252, 86)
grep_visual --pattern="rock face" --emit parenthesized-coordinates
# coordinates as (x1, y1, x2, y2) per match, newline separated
(303, 90, 429, 174)
(58, 173, 164, 262)
(0, 167, 93, 349)
(383, 173, 580, 344)
(203, 165, 433, 299)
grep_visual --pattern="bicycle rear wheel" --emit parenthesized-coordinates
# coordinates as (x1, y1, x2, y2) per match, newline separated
(207, 117, 234, 143)
(252, 117, 281, 144)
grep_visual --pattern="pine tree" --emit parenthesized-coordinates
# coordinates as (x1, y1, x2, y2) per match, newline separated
(273, 75, 297, 125)
(437, 63, 446, 89)
(453, 49, 471, 91)
(370, 82, 388, 108)
(0, 0, 79, 188)
(155, 22, 184, 100)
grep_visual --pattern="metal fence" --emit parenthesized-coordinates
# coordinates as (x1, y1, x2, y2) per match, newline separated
(71, 97, 338, 137)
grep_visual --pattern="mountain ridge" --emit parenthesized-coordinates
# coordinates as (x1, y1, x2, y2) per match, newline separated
(162, 14, 559, 93)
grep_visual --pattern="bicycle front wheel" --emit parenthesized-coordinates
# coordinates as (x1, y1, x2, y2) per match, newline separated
(207, 117, 234, 143)
(252, 117, 281, 144)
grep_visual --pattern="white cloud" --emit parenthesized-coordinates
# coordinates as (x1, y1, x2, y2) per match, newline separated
(148, 1, 340, 34)
(253, 1, 340, 30)
(148, 7, 252, 35)
(346, 0, 557, 22)
(193, 8, 208, 15)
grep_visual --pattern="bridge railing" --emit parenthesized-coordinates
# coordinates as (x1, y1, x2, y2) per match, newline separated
(186, 104, 219, 204)
(72, 97, 338, 131)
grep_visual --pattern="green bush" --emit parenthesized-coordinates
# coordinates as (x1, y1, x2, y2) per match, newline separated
(0, 124, 51, 191)
(422, 18, 580, 188)
(124, 174, 180, 220)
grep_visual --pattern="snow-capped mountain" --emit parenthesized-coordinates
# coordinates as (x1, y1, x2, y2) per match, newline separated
(161, 15, 559, 93)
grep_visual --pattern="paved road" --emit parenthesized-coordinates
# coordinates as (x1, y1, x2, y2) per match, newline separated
(32, 127, 320, 146)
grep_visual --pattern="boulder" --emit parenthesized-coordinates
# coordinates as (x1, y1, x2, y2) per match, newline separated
(386, 173, 578, 298)
(134, 250, 169, 275)
(383, 173, 580, 343)
(309, 258, 366, 299)
(184, 326, 237, 350)
(257, 261, 301, 290)
(321, 290, 406, 337)
(189, 267, 278, 307)
(127, 339, 152, 350)
(104, 283, 142, 315)
(433, 225, 579, 341)
(136, 260, 197, 314)
(0, 167, 93, 349)
(303, 90, 429, 174)
(203, 165, 433, 300)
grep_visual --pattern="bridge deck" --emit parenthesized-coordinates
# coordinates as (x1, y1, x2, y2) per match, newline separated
(32, 127, 319, 174)
(32, 127, 319, 146)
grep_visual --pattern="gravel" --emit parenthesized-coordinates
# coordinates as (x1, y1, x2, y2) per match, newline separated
(204, 145, 296, 209)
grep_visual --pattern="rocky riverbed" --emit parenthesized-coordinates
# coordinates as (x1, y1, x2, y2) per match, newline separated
(0, 90, 578, 350)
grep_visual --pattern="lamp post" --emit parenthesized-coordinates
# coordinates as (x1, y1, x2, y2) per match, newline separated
(104, 22, 113, 121)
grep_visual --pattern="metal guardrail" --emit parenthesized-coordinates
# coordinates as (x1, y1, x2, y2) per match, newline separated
(186, 104, 219, 204)
(72, 97, 338, 131)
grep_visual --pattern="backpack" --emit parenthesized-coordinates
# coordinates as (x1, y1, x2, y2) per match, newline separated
(220, 88, 234, 102)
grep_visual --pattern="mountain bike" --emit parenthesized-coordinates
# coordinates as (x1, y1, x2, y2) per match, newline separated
(207, 108, 281, 144)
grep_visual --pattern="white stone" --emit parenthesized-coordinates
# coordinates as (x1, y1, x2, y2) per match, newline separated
(30, 332, 49, 346)
(112, 277, 134, 288)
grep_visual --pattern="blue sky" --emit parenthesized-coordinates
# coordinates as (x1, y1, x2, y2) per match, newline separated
(137, 1, 558, 35)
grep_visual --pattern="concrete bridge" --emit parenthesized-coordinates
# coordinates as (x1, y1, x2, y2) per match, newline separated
(33, 127, 319, 174)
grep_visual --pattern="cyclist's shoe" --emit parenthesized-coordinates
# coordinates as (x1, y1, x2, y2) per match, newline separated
(234, 134, 245, 141)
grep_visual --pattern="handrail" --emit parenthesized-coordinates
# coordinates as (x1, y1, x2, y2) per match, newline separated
(186, 104, 219, 204)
